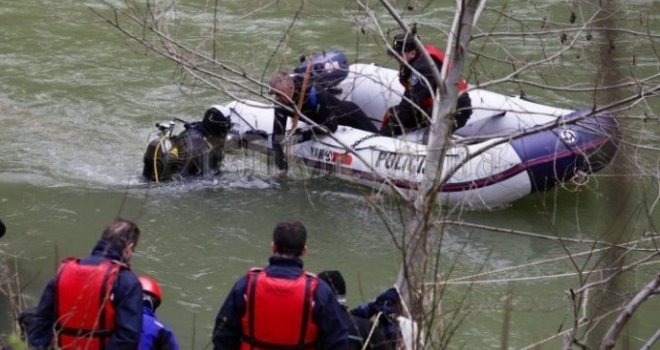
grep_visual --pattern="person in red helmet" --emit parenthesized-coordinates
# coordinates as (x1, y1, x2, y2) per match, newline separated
(380, 31, 472, 136)
(139, 275, 180, 350)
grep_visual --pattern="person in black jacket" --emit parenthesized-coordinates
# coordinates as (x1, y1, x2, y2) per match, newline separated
(268, 72, 378, 171)
(380, 32, 472, 136)
(27, 218, 143, 350)
(212, 220, 349, 350)
(318, 270, 395, 350)
(350, 287, 402, 348)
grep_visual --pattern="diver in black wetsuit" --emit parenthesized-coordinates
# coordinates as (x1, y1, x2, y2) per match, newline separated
(142, 107, 231, 182)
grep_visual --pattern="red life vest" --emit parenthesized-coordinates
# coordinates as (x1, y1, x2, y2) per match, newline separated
(55, 258, 124, 350)
(397, 44, 468, 109)
(240, 268, 319, 350)
(423, 44, 468, 93)
(383, 45, 470, 130)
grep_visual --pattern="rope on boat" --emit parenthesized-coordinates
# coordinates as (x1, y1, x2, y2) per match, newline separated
(348, 133, 381, 152)
(570, 169, 590, 186)
(229, 106, 258, 132)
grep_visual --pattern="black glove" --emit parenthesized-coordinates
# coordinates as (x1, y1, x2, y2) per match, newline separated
(294, 126, 329, 142)
(311, 125, 330, 135)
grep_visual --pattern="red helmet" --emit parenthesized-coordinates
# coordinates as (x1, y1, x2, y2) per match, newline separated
(139, 275, 163, 303)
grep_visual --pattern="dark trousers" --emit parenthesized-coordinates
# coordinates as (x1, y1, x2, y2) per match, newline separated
(380, 93, 472, 136)
(327, 100, 379, 133)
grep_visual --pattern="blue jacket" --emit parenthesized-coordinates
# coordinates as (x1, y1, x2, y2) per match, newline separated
(27, 240, 143, 350)
(140, 307, 180, 350)
(212, 256, 349, 350)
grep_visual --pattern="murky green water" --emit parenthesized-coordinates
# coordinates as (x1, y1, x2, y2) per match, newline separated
(1, 1, 658, 348)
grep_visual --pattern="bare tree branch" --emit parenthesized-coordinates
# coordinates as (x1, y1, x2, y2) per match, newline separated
(598, 272, 660, 350)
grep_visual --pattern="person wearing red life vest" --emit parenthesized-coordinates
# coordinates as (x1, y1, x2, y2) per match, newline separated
(212, 220, 349, 350)
(380, 31, 473, 136)
(27, 218, 143, 350)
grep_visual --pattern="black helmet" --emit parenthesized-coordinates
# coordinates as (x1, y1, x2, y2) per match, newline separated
(318, 270, 346, 303)
(388, 32, 417, 56)
(202, 108, 231, 136)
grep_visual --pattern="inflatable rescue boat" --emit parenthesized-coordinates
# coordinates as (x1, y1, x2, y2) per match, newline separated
(211, 52, 620, 208)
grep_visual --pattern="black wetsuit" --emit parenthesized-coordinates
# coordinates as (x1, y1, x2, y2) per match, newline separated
(142, 122, 225, 181)
(272, 81, 377, 170)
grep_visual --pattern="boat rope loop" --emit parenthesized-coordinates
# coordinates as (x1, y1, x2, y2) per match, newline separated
(348, 133, 380, 152)
(570, 169, 590, 187)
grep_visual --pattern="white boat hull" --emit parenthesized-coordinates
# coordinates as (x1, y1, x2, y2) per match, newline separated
(213, 63, 620, 208)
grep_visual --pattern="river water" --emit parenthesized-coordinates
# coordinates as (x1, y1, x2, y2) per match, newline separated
(1, 0, 658, 348)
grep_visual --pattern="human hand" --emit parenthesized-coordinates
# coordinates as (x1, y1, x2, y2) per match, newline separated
(291, 127, 316, 142)
(381, 110, 393, 127)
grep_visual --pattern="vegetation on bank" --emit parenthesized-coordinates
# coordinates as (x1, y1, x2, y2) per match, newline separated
(1, 259, 26, 350)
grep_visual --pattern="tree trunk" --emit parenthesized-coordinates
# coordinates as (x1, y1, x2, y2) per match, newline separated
(586, 0, 635, 347)
(395, 0, 483, 346)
